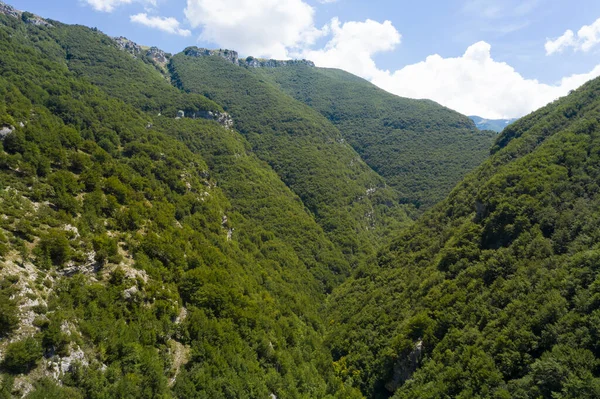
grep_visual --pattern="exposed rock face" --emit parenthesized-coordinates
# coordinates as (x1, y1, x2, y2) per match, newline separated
(113, 38, 170, 73)
(24, 14, 52, 27)
(385, 340, 423, 392)
(193, 110, 234, 129)
(242, 56, 315, 68)
(184, 47, 239, 64)
(113, 36, 142, 57)
(0, 125, 14, 139)
(0, 1, 20, 18)
(178, 110, 234, 129)
(47, 345, 89, 379)
(0, 2, 52, 26)
(183, 46, 315, 68)
(147, 46, 169, 67)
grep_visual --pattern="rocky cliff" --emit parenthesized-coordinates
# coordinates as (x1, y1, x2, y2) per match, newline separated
(183, 46, 315, 68)
(113, 37, 171, 73)
(0, 1, 52, 26)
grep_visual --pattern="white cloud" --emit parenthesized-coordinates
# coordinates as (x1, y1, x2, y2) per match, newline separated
(370, 42, 600, 119)
(546, 17, 600, 55)
(545, 29, 575, 55)
(185, 0, 325, 59)
(84, 0, 133, 12)
(298, 18, 401, 79)
(130, 13, 191, 36)
(84, 0, 156, 12)
(579, 17, 600, 51)
(176, 0, 599, 119)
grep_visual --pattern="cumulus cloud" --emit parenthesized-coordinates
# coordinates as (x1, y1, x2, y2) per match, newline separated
(545, 30, 575, 55)
(298, 18, 401, 79)
(84, 0, 158, 12)
(371, 42, 600, 119)
(84, 0, 133, 12)
(185, 0, 325, 59)
(130, 13, 191, 36)
(546, 17, 600, 55)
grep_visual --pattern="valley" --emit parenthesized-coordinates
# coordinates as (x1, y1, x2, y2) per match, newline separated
(1, 2, 600, 398)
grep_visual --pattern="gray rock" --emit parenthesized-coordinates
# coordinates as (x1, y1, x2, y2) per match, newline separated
(123, 286, 138, 300)
(113, 36, 142, 57)
(0, 2, 52, 26)
(146, 47, 169, 66)
(0, 125, 14, 140)
(184, 47, 240, 65)
(25, 16, 52, 27)
(241, 57, 315, 68)
(183, 46, 314, 69)
(0, 1, 21, 18)
(193, 110, 234, 129)
(385, 340, 423, 392)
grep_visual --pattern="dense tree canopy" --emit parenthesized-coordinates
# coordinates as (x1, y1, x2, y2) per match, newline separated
(326, 73, 600, 398)
(256, 66, 495, 209)
(5, 3, 597, 398)
(0, 13, 361, 398)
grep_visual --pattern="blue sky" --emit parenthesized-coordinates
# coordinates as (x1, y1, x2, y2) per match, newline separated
(9, 0, 600, 119)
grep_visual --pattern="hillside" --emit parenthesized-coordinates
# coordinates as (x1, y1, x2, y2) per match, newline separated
(170, 49, 413, 267)
(326, 75, 600, 398)
(0, 8, 361, 398)
(4, 1, 591, 399)
(255, 66, 496, 208)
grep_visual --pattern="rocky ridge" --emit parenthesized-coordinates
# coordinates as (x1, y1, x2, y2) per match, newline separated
(113, 37, 171, 70)
(0, 1, 52, 27)
(183, 46, 315, 68)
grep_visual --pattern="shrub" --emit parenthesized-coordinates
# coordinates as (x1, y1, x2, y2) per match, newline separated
(2, 337, 43, 374)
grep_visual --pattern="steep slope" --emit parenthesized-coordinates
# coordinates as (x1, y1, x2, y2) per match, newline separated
(256, 66, 496, 208)
(36, 18, 351, 290)
(170, 49, 413, 267)
(0, 9, 362, 398)
(327, 76, 600, 398)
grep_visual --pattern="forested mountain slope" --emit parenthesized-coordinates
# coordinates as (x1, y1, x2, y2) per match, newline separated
(170, 50, 412, 267)
(0, 9, 362, 398)
(5, 1, 590, 398)
(256, 66, 496, 208)
(326, 75, 600, 398)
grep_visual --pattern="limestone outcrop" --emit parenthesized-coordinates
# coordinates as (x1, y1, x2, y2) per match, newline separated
(183, 47, 315, 68)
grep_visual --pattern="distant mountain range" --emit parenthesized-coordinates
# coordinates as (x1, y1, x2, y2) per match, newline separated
(469, 115, 518, 132)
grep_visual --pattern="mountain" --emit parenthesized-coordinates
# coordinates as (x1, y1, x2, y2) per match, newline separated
(0, 7, 362, 398)
(469, 115, 518, 132)
(326, 74, 600, 397)
(253, 65, 496, 209)
(4, 2, 589, 398)
(170, 48, 413, 268)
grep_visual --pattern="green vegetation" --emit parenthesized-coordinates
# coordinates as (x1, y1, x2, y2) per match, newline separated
(256, 66, 495, 208)
(2, 338, 42, 374)
(0, 13, 361, 397)
(170, 50, 413, 267)
(6, 2, 597, 398)
(326, 75, 600, 398)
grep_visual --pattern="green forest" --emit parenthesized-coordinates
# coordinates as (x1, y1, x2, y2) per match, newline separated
(254, 66, 496, 209)
(1, 3, 600, 399)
